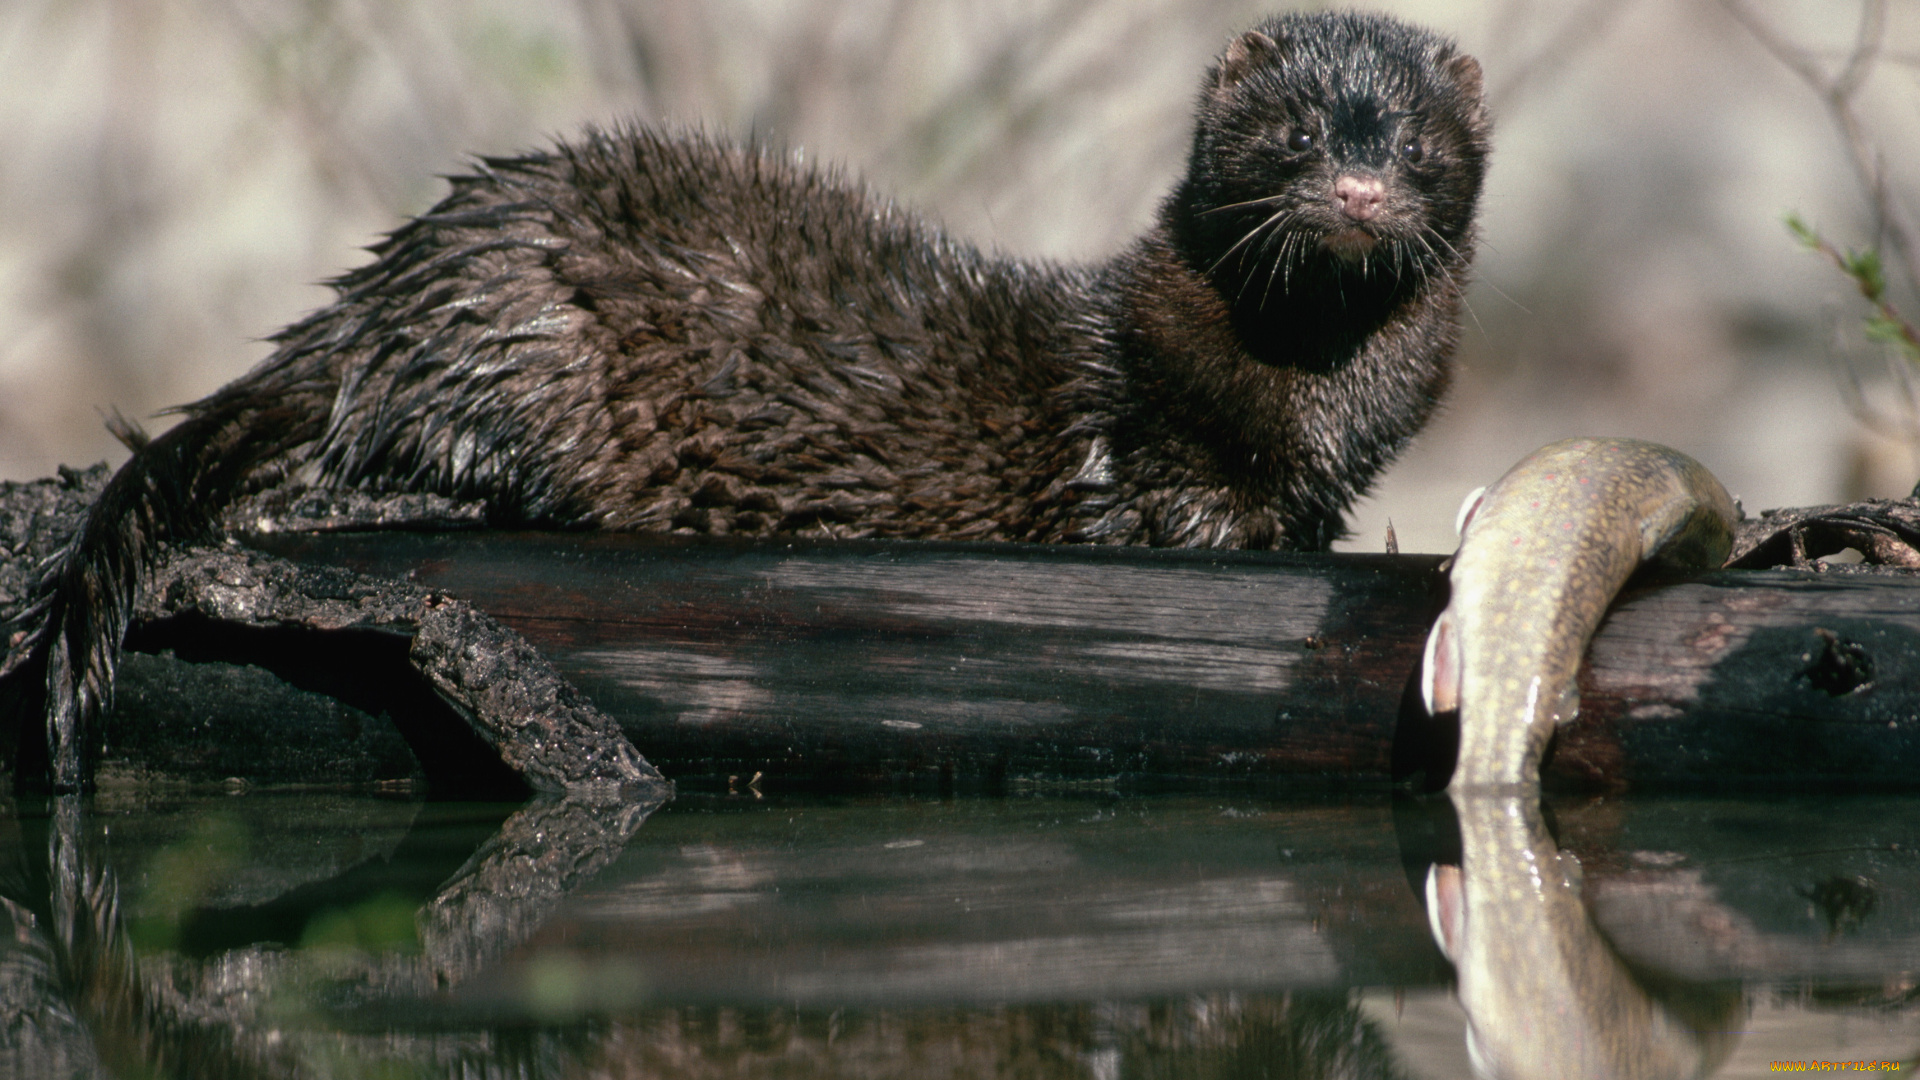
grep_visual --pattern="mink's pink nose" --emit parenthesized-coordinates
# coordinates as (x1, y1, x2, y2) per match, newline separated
(1333, 174, 1386, 221)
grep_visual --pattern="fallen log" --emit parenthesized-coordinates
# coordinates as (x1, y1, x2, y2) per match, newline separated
(164, 531, 1919, 792)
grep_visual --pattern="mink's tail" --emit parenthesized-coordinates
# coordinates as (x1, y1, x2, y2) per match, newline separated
(13, 389, 323, 791)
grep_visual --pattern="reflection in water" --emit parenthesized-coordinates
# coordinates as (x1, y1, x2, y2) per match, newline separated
(560, 995, 1406, 1078)
(1425, 792, 1743, 1080)
(0, 792, 661, 1077)
(421, 795, 661, 987)
(0, 791, 1914, 1077)
(2, 796, 298, 1076)
(0, 793, 1423, 1078)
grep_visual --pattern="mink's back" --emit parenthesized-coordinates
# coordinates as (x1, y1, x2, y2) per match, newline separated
(233, 128, 1103, 541)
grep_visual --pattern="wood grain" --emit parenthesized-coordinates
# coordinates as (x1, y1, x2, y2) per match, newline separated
(238, 532, 1920, 791)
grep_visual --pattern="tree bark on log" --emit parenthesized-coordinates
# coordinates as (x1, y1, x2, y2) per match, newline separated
(211, 531, 1920, 792)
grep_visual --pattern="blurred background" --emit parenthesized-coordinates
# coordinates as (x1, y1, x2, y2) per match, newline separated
(0, 0, 1914, 553)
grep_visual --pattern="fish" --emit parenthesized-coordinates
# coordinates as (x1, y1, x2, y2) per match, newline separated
(1427, 791, 1743, 1079)
(1421, 437, 1737, 789)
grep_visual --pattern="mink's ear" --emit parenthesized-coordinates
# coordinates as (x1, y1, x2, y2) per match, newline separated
(1445, 52, 1485, 103)
(1217, 29, 1282, 92)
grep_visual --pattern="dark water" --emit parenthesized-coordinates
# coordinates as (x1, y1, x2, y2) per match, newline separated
(2, 789, 1915, 1078)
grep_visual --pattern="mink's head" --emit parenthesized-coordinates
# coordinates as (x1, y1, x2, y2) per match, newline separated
(1167, 11, 1491, 311)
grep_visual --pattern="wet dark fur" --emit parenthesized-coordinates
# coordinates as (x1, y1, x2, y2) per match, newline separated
(6, 12, 1489, 788)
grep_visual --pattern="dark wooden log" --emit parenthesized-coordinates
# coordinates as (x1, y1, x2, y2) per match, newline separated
(1568, 570, 1920, 789)
(102, 649, 426, 789)
(226, 532, 1920, 791)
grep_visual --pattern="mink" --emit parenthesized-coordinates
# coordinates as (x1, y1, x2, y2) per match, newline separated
(4, 11, 1490, 789)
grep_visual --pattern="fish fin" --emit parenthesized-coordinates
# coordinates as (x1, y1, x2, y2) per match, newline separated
(1453, 486, 1487, 538)
(1636, 457, 1737, 571)
(1425, 863, 1463, 960)
(1421, 609, 1460, 715)
(1641, 493, 1735, 572)
(1634, 490, 1699, 564)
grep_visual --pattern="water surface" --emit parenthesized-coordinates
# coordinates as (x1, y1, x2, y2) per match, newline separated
(2, 789, 1914, 1077)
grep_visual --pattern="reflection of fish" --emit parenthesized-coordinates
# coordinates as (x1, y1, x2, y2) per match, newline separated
(1422, 438, 1736, 789)
(1427, 792, 1741, 1079)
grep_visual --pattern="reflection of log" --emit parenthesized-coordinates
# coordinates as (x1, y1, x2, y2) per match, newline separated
(452, 797, 1443, 1008)
(444, 793, 1920, 1011)
(116, 532, 1920, 791)
(7, 789, 1914, 1073)
(420, 794, 663, 987)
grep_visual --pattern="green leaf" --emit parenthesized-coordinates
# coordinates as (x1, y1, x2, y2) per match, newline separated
(1864, 314, 1920, 361)
(1784, 211, 1821, 249)
(1842, 247, 1887, 299)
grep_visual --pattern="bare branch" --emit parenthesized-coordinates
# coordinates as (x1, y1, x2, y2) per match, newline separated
(1487, 0, 1638, 112)
(1721, 0, 1918, 295)
(1833, 0, 1887, 101)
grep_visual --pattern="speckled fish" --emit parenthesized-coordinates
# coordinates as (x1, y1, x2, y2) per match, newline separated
(1427, 791, 1742, 1078)
(1422, 438, 1737, 789)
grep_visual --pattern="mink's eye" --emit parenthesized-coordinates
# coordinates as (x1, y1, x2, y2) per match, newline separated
(1400, 137, 1425, 163)
(1285, 128, 1314, 153)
